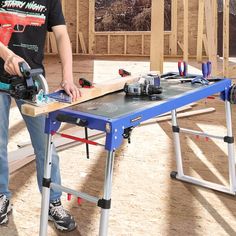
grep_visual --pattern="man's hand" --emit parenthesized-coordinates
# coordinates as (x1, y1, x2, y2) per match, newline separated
(60, 80, 81, 102)
(4, 54, 26, 76)
(52, 25, 81, 102)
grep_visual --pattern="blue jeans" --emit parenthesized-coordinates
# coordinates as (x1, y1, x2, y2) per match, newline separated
(0, 93, 62, 201)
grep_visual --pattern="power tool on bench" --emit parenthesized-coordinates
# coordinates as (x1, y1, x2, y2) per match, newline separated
(124, 73, 162, 99)
(0, 62, 48, 103)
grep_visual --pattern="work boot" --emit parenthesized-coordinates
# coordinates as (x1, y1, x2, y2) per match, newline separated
(0, 194, 12, 225)
(48, 199, 77, 231)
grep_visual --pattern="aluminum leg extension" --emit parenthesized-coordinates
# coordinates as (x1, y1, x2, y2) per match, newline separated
(225, 100, 236, 193)
(39, 133, 53, 236)
(171, 102, 236, 195)
(171, 110, 184, 177)
(99, 150, 115, 236)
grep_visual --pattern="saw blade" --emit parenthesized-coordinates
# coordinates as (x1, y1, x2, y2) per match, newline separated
(33, 74, 49, 94)
(28, 74, 50, 105)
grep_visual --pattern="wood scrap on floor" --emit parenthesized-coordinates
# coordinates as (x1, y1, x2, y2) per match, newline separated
(141, 107, 215, 126)
(158, 103, 197, 117)
(9, 127, 104, 174)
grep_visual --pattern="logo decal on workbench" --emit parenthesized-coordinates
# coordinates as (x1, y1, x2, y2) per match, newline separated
(131, 116, 142, 123)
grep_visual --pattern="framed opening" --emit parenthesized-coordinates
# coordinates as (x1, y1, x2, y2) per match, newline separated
(95, 0, 171, 32)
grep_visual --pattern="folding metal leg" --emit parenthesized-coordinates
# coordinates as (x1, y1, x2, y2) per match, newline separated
(171, 110, 184, 177)
(171, 101, 236, 195)
(39, 133, 53, 236)
(225, 100, 236, 193)
(99, 150, 115, 236)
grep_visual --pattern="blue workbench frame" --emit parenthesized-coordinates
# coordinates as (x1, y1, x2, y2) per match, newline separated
(45, 79, 231, 150)
(40, 78, 235, 236)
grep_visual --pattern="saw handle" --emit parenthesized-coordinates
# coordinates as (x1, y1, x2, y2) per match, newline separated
(19, 62, 43, 78)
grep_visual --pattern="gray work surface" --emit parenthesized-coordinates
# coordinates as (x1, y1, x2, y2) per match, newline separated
(70, 79, 204, 119)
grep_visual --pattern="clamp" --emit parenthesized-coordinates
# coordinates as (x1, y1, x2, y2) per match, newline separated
(79, 78, 93, 88)
(178, 61, 187, 77)
(119, 69, 131, 77)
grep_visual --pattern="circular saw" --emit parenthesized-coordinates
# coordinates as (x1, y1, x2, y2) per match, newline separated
(0, 62, 49, 104)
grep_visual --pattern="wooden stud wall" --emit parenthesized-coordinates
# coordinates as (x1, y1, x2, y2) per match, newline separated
(45, 0, 200, 57)
(223, 0, 229, 77)
(45, 0, 233, 78)
(169, 0, 178, 55)
(150, 0, 164, 73)
(183, 0, 189, 62)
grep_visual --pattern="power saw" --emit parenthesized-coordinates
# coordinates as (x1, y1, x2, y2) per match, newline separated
(0, 62, 49, 104)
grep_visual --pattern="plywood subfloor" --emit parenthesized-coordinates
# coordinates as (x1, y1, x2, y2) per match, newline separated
(1, 56, 236, 236)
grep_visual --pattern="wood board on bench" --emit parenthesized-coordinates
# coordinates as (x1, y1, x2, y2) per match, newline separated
(21, 75, 140, 117)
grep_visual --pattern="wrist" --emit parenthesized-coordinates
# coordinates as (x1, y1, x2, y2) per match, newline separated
(60, 80, 72, 88)
(0, 43, 15, 61)
(60, 80, 67, 89)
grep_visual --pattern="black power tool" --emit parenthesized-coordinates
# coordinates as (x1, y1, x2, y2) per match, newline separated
(124, 73, 163, 99)
(0, 62, 48, 101)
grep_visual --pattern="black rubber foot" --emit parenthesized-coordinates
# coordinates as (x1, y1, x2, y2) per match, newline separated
(170, 171, 178, 179)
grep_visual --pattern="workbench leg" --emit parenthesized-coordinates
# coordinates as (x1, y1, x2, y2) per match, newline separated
(39, 133, 53, 236)
(171, 110, 184, 177)
(99, 150, 115, 236)
(225, 100, 236, 193)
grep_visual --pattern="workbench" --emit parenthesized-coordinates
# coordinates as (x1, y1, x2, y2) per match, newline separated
(39, 76, 236, 236)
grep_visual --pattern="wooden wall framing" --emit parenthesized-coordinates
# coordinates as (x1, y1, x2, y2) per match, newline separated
(45, 0, 234, 78)
(150, 0, 164, 73)
(45, 0, 191, 57)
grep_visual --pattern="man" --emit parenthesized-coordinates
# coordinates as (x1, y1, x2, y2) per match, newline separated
(0, 0, 80, 232)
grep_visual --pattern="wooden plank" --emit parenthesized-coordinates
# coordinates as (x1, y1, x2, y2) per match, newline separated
(177, 40, 184, 52)
(216, 64, 236, 78)
(183, 0, 188, 62)
(123, 35, 127, 55)
(204, 0, 217, 75)
(107, 35, 111, 54)
(95, 31, 171, 36)
(196, 0, 205, 62)
(46, 33, 50, 53)
(150, 0, 164, 73)
(141, 107, 215, 125)
(141, 34, 144, 55)
(76, 0, 79, 53)
(223, 0, 230, 77)
(49, 33, 58, 53)
(88, 0, 95, 54)
(212, 0, 218, 60)
(10, 156, 35, 174)
(9, 128, 104, 174)
(169, 0, 178, 55)
(78, 31, 87, 54)
(61, 0, 65, 13)
(21, 76, 140, 117)
(202, 33, 209, 56)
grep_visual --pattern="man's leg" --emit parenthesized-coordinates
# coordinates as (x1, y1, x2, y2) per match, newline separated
(16, 100, 61, 201)
(0, 94, 12, 224)
(16, 100, 76, 231)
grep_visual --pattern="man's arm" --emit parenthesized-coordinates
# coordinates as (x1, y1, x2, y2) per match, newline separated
(0, 42, 25, 76)
(52, 25, 80, 101)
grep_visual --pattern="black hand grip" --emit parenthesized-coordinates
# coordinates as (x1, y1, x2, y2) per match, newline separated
(19, 62, 43, 77)
(56, 114, 88, 127)
(19, 62, 31, 77)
